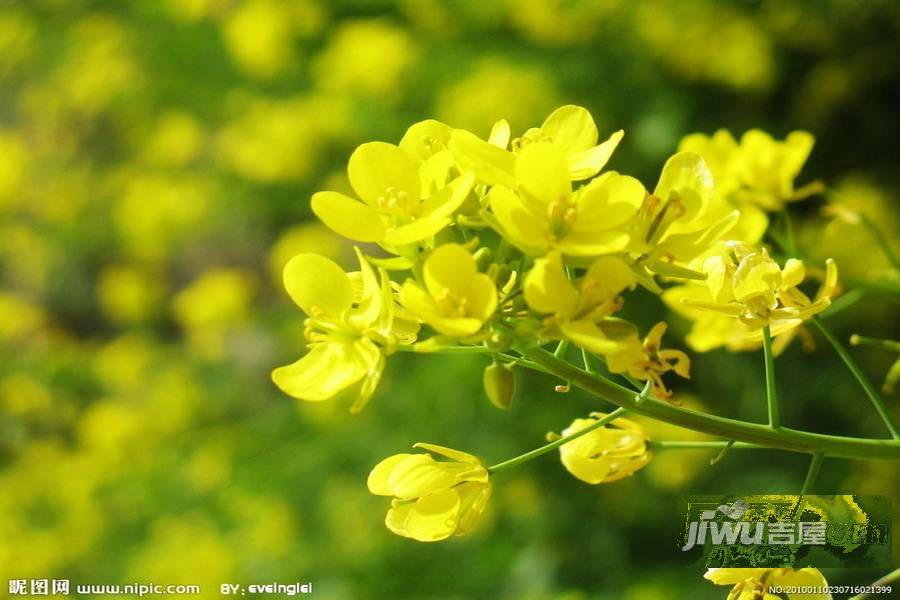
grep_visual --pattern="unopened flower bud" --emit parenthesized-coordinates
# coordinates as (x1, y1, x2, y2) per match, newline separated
(483, 360, 516, 410)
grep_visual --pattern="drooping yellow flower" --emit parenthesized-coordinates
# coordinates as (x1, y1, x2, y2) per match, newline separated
(627, 151, 739, 275)
(663, 244, 839, 352)
(449, 104, 623, 186)
(524, 251, 638, 355)
(367, 443, 491, 542)
(680, 128, 816, 212)
(311, 137, 473, 248)
(704, 568, 832, 600)
(488, 143, 644, 256)
(557, 413, 651, 484)
(606, 322, 691, 400)
(399, 243, 497, 337)
(271, 249, 416, 412)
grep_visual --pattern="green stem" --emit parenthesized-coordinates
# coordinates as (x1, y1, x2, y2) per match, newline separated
(648, 441, 767, 450)
(516, 344, 900, 461)
(851, 335, 900, 353)
(811, 317, 900, 440)
(762, 326, 781, 430)
(800, 452, 824, 495)
(858, 212, 900, 271)
(848, 568, 900, 600)
(488, 408, 627, 474)
(780, 208, 797, 257)
(821, 287, 865, 318)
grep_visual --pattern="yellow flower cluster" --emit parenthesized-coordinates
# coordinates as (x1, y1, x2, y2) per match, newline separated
(271, 104, 835, 541)
(664, 243, 838, 353)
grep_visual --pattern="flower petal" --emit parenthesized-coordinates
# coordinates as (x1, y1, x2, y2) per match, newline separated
(283, 254, 353, 317)
(413, 443, 483, 467)
(515, 142, 571, 209)
(568, 130, 624, 180)
(311, 191, 386, 243)
(488, 185, 548, 254)
(384, 214, 450, 246)
(654, 152, 714, 222)
(271, 342, 370, 401)
(523, 251, 579, 317)
(348, 141, 421, 205)
(423, 243, 477, 296)
(399, 119, 452, 161)
(540, 105, 598, 155)
(392, 489, 461, 542)
(449, 129, 516, 187)
(368, 453, 415, 496)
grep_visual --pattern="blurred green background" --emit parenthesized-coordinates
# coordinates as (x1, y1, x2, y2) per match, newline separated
(1, 0, 899, 598)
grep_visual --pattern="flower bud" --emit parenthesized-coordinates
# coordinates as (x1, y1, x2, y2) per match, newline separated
(483, 360, 516, 410)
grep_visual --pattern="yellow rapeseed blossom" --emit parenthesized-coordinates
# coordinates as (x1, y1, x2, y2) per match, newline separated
(312, 139, 474, 248)
(488, 143, 643, 256)
(606, 322, 691, 400)
(679, 129, 816, 212)
(664, 244, 838, 352)
(271, 250, 416, 412)
(367, 443, 491, 542)
(399, 244, 497, 337)
(524, 251, 637, 355)
(451, 104, 623, 186)
(704, 568, 832, 600)
(627, 151, 740, 274)
(557, 413, 651, 484)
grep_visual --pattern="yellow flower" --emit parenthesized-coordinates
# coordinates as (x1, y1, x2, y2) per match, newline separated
(680, 129, 816, 212)
(524, 251, 638, 355)
(557, 413, 651, 484)
(606, 322, 691, 400)
(704, 568, 832, 600)
(311, 138, 473, 248)
(488, 143, 644, 256)
(450, 104, 623, 185)
(399, 244, 497, 337)
(367, 443, 491, 542)
(664, 244, 839, 352)
(271, 249, 416, 412)
(627, 151, 739, 274)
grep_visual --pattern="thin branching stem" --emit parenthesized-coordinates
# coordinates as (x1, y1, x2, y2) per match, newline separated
(811, 317, 900, 440)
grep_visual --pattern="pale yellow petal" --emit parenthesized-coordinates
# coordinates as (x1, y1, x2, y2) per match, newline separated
(368, 454, 415, 496)
(271, 342, 368, 401)
(654, 152, 714, 222)
(488, 185, 548, 254)
(523, 252, 578, 317)
(348, 141, 421, 205)
(449, 129, 516, 187)
(400, 489, 461, 542)
(282, 253, 353, 317)
(540, 104, 598, 155)
(568, 130, 624, 180)
(399, 119, 452, 161)
(311, 191, 386, 242)
(515, 142, 571, 209)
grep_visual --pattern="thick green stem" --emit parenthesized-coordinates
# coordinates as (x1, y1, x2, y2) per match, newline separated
(811, 317, 900, 440)
(488, 408, 627, 474)
(762, 326, 781, 430)
(800, 452, 824, 495)
(516, 344, 900, 461)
